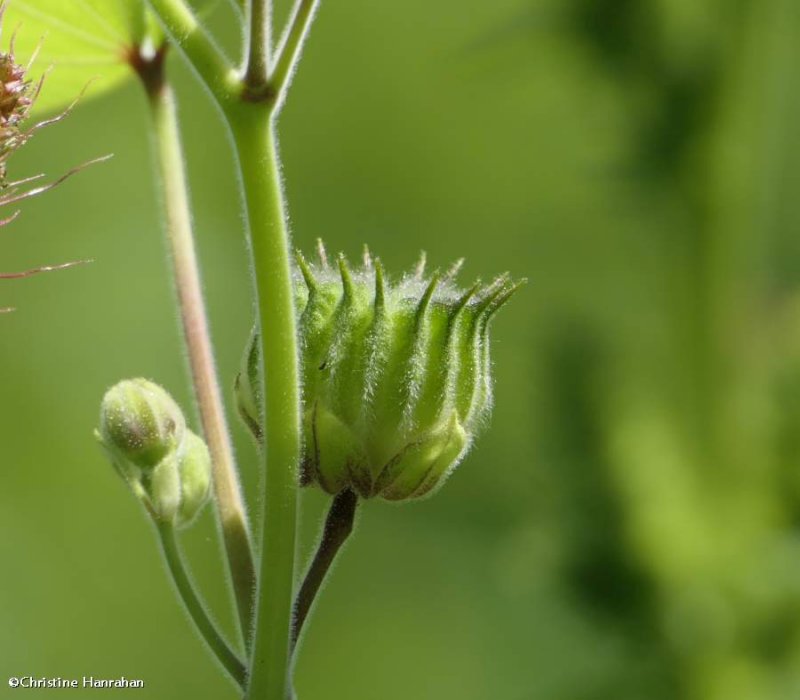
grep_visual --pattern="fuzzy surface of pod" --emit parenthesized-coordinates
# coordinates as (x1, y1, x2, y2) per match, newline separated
(237, 245, 523, 502)
(96, 379, 212, 528)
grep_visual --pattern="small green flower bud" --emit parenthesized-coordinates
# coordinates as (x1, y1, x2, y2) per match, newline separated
(236, 245, 523, 502)
(97, 379, 211, 528)
(98, 378, 186, 471)
(176, 430, 212, 528)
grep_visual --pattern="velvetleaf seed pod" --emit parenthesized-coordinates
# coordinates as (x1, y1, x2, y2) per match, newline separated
(236, 244, 523, 502)
(96, 379, 211, 528)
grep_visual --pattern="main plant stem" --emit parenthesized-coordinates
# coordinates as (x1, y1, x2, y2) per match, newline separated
(137, 50, 255, 643)
(147, 1, 320, 695)
(229, 104, 301, 700)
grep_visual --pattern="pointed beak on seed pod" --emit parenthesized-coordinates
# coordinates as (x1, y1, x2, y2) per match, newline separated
(236, 243, 524, 502)
(97, 379, 211, 528)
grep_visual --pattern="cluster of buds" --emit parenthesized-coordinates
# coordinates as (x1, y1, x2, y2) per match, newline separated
(237, 244, 523, 502)
(96, 379, 211, 528)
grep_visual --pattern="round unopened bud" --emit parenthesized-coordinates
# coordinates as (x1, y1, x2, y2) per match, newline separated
(99, 378, 186, 471)
(97, 379, 211, 528)
(236, 245, 523, 502)
(176, 431, 212, 528)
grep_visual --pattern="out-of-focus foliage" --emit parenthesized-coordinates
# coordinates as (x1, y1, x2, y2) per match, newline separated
(3, 0, 234, 115)
(2, 0, 800, 699)
(3, 0, 146, 113)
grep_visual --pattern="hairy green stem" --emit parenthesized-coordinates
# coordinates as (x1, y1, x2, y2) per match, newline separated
(136, 48, 256, 645)
(146, 0, 237, 105)
(147, 2, 322, 695)
(269, 0, 320, 103)
(228, 106, 301, 700)
(292, 490, 358, 653)
(157, 522, 247, 689)
(244, 0, 271, 96)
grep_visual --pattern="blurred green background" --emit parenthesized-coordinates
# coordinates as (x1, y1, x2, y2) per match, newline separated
(3, 0, 800, 698)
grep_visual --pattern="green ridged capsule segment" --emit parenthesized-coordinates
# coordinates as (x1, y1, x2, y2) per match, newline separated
(96, 379, 212, 528)
(236, 245, 523, 502)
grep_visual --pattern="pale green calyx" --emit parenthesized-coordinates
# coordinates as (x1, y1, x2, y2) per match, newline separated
(97, 379, 211, 528)
(236, 244, 523, 502)
(176, 431, 212, 528)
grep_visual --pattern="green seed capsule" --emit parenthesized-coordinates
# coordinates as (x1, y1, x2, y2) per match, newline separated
(237, 245, 523, 502)
(97, 379, 211, 528)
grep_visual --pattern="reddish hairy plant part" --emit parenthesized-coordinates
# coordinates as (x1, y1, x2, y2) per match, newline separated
(0, 3, 111, 312)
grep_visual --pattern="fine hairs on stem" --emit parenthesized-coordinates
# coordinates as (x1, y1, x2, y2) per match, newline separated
(131, 42, 256, 647)
(292, 490, 358, 652)
(142, 1, 516, 696)
(156, 521, 246, 688)
(145, 1, 321, 697)
(10, 0, 522, 696)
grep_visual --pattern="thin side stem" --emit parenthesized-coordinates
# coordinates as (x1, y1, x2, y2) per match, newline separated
(268, 0, 320, 104)
(0, 155, 113, 209)
(156, 522, 247, 689)
(0, 259, 88, 279)
(227, 0, 246, 18)
(229, 107, 301, 700)
(292, 490, 358, 652)
(137, 50, 256, 645)
(146, 0, 237, 105)
(243, 0, 271, 95)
